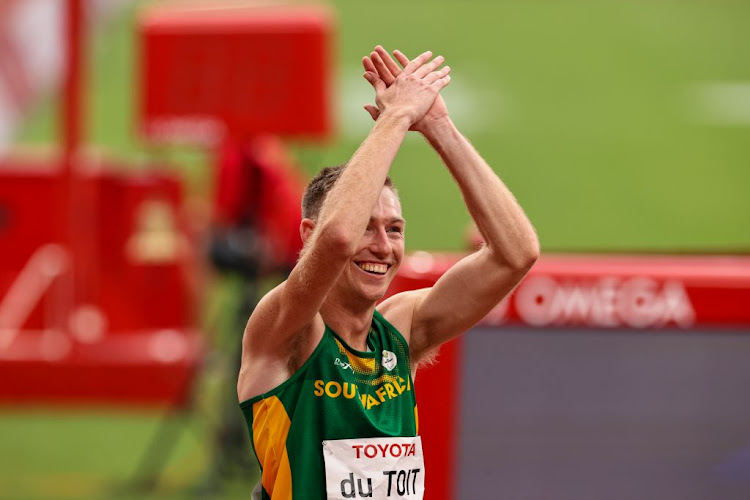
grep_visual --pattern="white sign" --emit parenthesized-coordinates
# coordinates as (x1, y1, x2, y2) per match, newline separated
(323, 436, 425, 499)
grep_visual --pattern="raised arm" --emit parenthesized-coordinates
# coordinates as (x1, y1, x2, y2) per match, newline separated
(367, 47, 539, 365)
(238, 52, 451, 399)
(405, 114, 539, 357)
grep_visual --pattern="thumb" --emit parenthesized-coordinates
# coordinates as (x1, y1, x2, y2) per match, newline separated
(363, 104, 380, 121)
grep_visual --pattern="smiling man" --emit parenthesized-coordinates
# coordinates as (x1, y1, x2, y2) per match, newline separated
(238, 47, 539, 499)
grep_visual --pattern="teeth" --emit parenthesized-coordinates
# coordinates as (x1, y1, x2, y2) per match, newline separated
(358, 263, 388, 274)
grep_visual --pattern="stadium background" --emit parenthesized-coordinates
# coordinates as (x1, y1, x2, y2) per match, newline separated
(2, 0, 749, 498)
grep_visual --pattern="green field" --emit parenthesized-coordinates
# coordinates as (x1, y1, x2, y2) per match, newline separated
(5, 0, 750, 497)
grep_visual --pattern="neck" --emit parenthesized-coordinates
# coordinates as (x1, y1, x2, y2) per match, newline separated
(320, 292, 378, 351)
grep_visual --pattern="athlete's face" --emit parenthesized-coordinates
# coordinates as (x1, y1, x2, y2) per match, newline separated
(344, 187, 405, 302)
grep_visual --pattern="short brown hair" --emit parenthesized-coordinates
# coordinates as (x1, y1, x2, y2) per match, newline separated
(302, 164, 397, 220)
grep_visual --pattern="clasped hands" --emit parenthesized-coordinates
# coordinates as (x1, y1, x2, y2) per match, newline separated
(362, 45, 451, 133)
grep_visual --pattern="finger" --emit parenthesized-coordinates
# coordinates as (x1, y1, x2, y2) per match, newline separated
(370, 52, 396, 85)
(414, 55, 445, 79)
(362, 56, 377, 75)
(393, 49, 411, 68)
(432, 74, 452, 91)
(424, 65, 450, 84)
(375, 46, 403, 77)
(402, 50, 432, 75)
(363, 104, 380, 121)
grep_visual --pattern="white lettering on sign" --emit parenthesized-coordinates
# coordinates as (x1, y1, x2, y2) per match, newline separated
(323, 436, 424, 499)
(515, 276, 696, 328)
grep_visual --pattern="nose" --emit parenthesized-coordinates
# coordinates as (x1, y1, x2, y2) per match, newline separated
(369, 226, 391, 258)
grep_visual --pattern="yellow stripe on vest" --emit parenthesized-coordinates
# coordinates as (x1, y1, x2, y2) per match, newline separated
(333, 338, 377, 374)
(252, 396, 293, 498)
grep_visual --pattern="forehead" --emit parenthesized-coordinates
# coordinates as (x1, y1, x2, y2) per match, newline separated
(370, 186, 403, 221)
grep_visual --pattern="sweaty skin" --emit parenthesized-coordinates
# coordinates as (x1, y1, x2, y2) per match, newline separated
(237, 46, 538, 403)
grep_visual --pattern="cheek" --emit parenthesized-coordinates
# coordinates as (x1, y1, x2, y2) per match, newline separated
(392, 239, 405, 258)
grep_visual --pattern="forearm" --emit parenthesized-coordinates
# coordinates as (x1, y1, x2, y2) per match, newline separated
(422, 119, 539, 269)
(315, 112, 411, 250)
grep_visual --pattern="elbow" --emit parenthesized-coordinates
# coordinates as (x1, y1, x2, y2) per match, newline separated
(522, 237, 541, 270)
(489, 236, 540, 273)
(317, 223, 358, 259)
(510, 248, 539, 275)
(517, 237, 541, 272)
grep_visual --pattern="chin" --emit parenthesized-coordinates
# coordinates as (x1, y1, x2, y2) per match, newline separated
(357, 286, 388, 303)
(346, 266, 393, 302)
(354, 277, 394, 303)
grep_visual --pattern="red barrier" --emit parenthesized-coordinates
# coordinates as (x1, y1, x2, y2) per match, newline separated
(393, 252, 750, 330)
(0, 155, 200, 406)
(383, 252, 750, 500)
(0, 330, 201, 406)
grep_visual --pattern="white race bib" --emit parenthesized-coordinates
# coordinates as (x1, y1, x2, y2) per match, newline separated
(322, 436, 425, 499)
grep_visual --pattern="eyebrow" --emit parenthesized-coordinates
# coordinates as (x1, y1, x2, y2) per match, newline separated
(370, 216, 405, 225)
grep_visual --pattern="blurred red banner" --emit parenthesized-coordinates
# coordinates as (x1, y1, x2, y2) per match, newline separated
(392, 253, 750, 330)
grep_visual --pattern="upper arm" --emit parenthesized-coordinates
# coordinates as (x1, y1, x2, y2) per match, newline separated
(407, 247, 535, 361)
(238, 232, 349, 400)
(244, 226, 351, 357)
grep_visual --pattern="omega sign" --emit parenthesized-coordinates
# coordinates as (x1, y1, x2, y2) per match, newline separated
(488, 276, 696, 328)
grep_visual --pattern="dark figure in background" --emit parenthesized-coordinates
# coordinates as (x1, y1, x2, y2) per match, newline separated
(208, 135, 305, 485)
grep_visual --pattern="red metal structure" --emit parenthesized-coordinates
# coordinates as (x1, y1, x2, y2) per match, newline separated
(0, 1, 334, 406)
(0, 0, 201, 406)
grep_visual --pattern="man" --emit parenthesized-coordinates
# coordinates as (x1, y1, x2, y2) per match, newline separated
(238, 47, 539, 499)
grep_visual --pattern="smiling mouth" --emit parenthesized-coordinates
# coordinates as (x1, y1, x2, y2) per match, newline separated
(356, 262, 389, 275)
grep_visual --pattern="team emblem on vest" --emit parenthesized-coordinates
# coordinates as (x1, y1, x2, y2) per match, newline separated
(381, 350, 397, 371)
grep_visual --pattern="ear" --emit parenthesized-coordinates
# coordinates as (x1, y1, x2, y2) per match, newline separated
(300, 218, 316, 244)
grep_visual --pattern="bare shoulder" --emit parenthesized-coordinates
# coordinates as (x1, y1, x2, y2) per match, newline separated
(241, 283, 286, 353)
(376, 288, 429, 344)
(237, 281, 326, 402)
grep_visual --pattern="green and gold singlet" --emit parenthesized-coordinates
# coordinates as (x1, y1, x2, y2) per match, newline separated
(240, 310, 419, 499)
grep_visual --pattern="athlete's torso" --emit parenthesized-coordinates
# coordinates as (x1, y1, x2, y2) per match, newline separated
(240, 310, 419, 499)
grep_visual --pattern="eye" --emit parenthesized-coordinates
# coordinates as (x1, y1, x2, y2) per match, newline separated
(387, 226, 403, 234)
